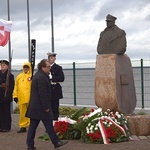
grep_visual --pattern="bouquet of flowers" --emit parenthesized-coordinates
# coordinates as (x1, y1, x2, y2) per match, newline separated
(53, 108, 89, 140)
(39, 107, 130, 144)
(77, 108, 130, 144)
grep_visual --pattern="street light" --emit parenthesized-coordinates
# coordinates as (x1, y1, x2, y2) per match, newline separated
(27, 0, 31, 62)
(51, 0, 54, 52)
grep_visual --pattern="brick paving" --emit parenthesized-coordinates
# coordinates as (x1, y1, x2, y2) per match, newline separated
(0, 114, 149, 150)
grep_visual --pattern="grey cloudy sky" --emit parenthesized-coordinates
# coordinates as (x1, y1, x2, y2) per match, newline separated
(0, 0, 150, 66)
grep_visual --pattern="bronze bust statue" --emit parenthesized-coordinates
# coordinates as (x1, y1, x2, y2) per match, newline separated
(97, 14, 127, 55)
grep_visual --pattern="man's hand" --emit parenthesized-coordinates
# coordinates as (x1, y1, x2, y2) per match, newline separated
(14, 98, 18, 103)
(45, 109, 49, 112)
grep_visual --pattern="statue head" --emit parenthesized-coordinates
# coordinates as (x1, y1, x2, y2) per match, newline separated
(106, 14, 117, 28)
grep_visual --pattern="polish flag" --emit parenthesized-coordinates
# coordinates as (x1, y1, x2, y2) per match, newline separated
(0, 19, 12, 47)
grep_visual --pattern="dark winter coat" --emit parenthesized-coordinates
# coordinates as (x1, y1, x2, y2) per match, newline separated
(50, 63, 64, 100)
(0, 70, 14, 103)
(26, 70, 53, 120)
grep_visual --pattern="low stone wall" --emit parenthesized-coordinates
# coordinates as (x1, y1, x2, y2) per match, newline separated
(126, 115, 150, 136)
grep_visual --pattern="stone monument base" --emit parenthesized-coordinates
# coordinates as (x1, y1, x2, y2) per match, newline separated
(95, 54, 136, 114)
(126, 115, 150, 136)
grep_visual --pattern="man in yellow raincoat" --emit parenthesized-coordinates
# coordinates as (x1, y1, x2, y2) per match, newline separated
(13, 62, 32, 133)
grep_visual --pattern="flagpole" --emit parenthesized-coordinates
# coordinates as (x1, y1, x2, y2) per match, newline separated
(7, 0, 14, 113)
(7, 0, 11, 65)
(51, 0, 54, 52)
(27, 0, 31, 62)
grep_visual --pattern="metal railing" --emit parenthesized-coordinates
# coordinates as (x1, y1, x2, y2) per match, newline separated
(12, 59, 150, 109)
(59, 59, 150, 108)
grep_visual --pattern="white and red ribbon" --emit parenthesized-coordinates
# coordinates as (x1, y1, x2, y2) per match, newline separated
(98, 116, 127, 144)
(98, 118, 109, 144)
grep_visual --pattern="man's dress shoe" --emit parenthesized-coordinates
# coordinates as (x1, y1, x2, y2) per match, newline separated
(54, 141, 68, 149)
(27, 146, 36, 150)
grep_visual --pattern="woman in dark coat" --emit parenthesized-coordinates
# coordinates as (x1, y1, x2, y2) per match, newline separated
(26, 59, 67, 150)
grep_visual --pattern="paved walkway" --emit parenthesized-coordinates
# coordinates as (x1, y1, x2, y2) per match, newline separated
(0, 114, 150, 150)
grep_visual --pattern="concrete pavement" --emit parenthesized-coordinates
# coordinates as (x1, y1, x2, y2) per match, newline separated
(0, 114, 150, 150)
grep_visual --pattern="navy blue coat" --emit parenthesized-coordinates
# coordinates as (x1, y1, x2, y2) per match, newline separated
(0, 70, 14, 103)
(50, 63, 64, 100)
(26, 70, 53, 120)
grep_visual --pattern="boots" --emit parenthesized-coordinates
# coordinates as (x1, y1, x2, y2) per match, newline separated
(17, 127, 26, 133)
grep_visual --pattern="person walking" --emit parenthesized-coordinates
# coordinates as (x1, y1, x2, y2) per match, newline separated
(26, 59, 68, 150)
(13, 62, 32, 133)
(0, 60, 14, 132)
(47, 52, 65, 121)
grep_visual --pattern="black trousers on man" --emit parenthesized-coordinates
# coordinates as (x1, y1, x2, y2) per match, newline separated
(26, 118, 59, 147)
(51, 98, 59, 120)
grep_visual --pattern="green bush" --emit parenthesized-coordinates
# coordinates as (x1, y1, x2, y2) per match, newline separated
(59, 106, 79, 116)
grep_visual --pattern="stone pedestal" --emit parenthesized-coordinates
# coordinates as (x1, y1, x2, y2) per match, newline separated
(126, 115, 150, 136)
(95, 54, 137, 114)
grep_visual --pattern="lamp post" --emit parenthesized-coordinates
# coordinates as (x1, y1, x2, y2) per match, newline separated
(27, 0, 31, 62)
(51, 0, 54, 52)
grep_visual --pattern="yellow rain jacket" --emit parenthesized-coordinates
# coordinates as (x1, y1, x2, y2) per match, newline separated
(13, 62, 32, 105)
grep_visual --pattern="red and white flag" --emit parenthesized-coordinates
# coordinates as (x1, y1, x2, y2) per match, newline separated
(0, 19, 12, 47)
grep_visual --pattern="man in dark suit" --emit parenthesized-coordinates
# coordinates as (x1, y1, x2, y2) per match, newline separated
(47, 52, 65, 121)
(26, 59, 67, 150)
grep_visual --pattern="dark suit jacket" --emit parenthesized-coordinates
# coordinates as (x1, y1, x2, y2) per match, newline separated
(50, 63, 64, 100)
(0, 70, 14, 103)
(26, 70, 53, 120)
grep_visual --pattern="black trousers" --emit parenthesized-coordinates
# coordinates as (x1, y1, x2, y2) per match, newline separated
(26, 118, 59, 147)
(0, 102, 11, 130)
(51, 99, 59, 120)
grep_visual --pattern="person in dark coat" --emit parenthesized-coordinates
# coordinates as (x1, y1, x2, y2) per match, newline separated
(0, 60, 14, 132)
(26, 59, 68, 150)
(47, 52, 65, 121)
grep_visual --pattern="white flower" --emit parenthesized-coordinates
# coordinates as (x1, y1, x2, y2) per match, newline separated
(90, 130, 94, 133)
(90, 125, 94, 130)
(114, 119, 118, 123)
(106, 124, 110, 127)
(104, 112, 108, 115)
(96, 124, 99, 127)
(115, 112, 121, 118)
(86, 128, 89, 134)
(88, 123, 91, 127)
(83, 115, 89, 120)
(103, 121, 107, 125)
(100, 112, 103, 115)
(109, 122, 112, 125)
(94, 127, 98, 130)
(117, 122, 120, 125)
